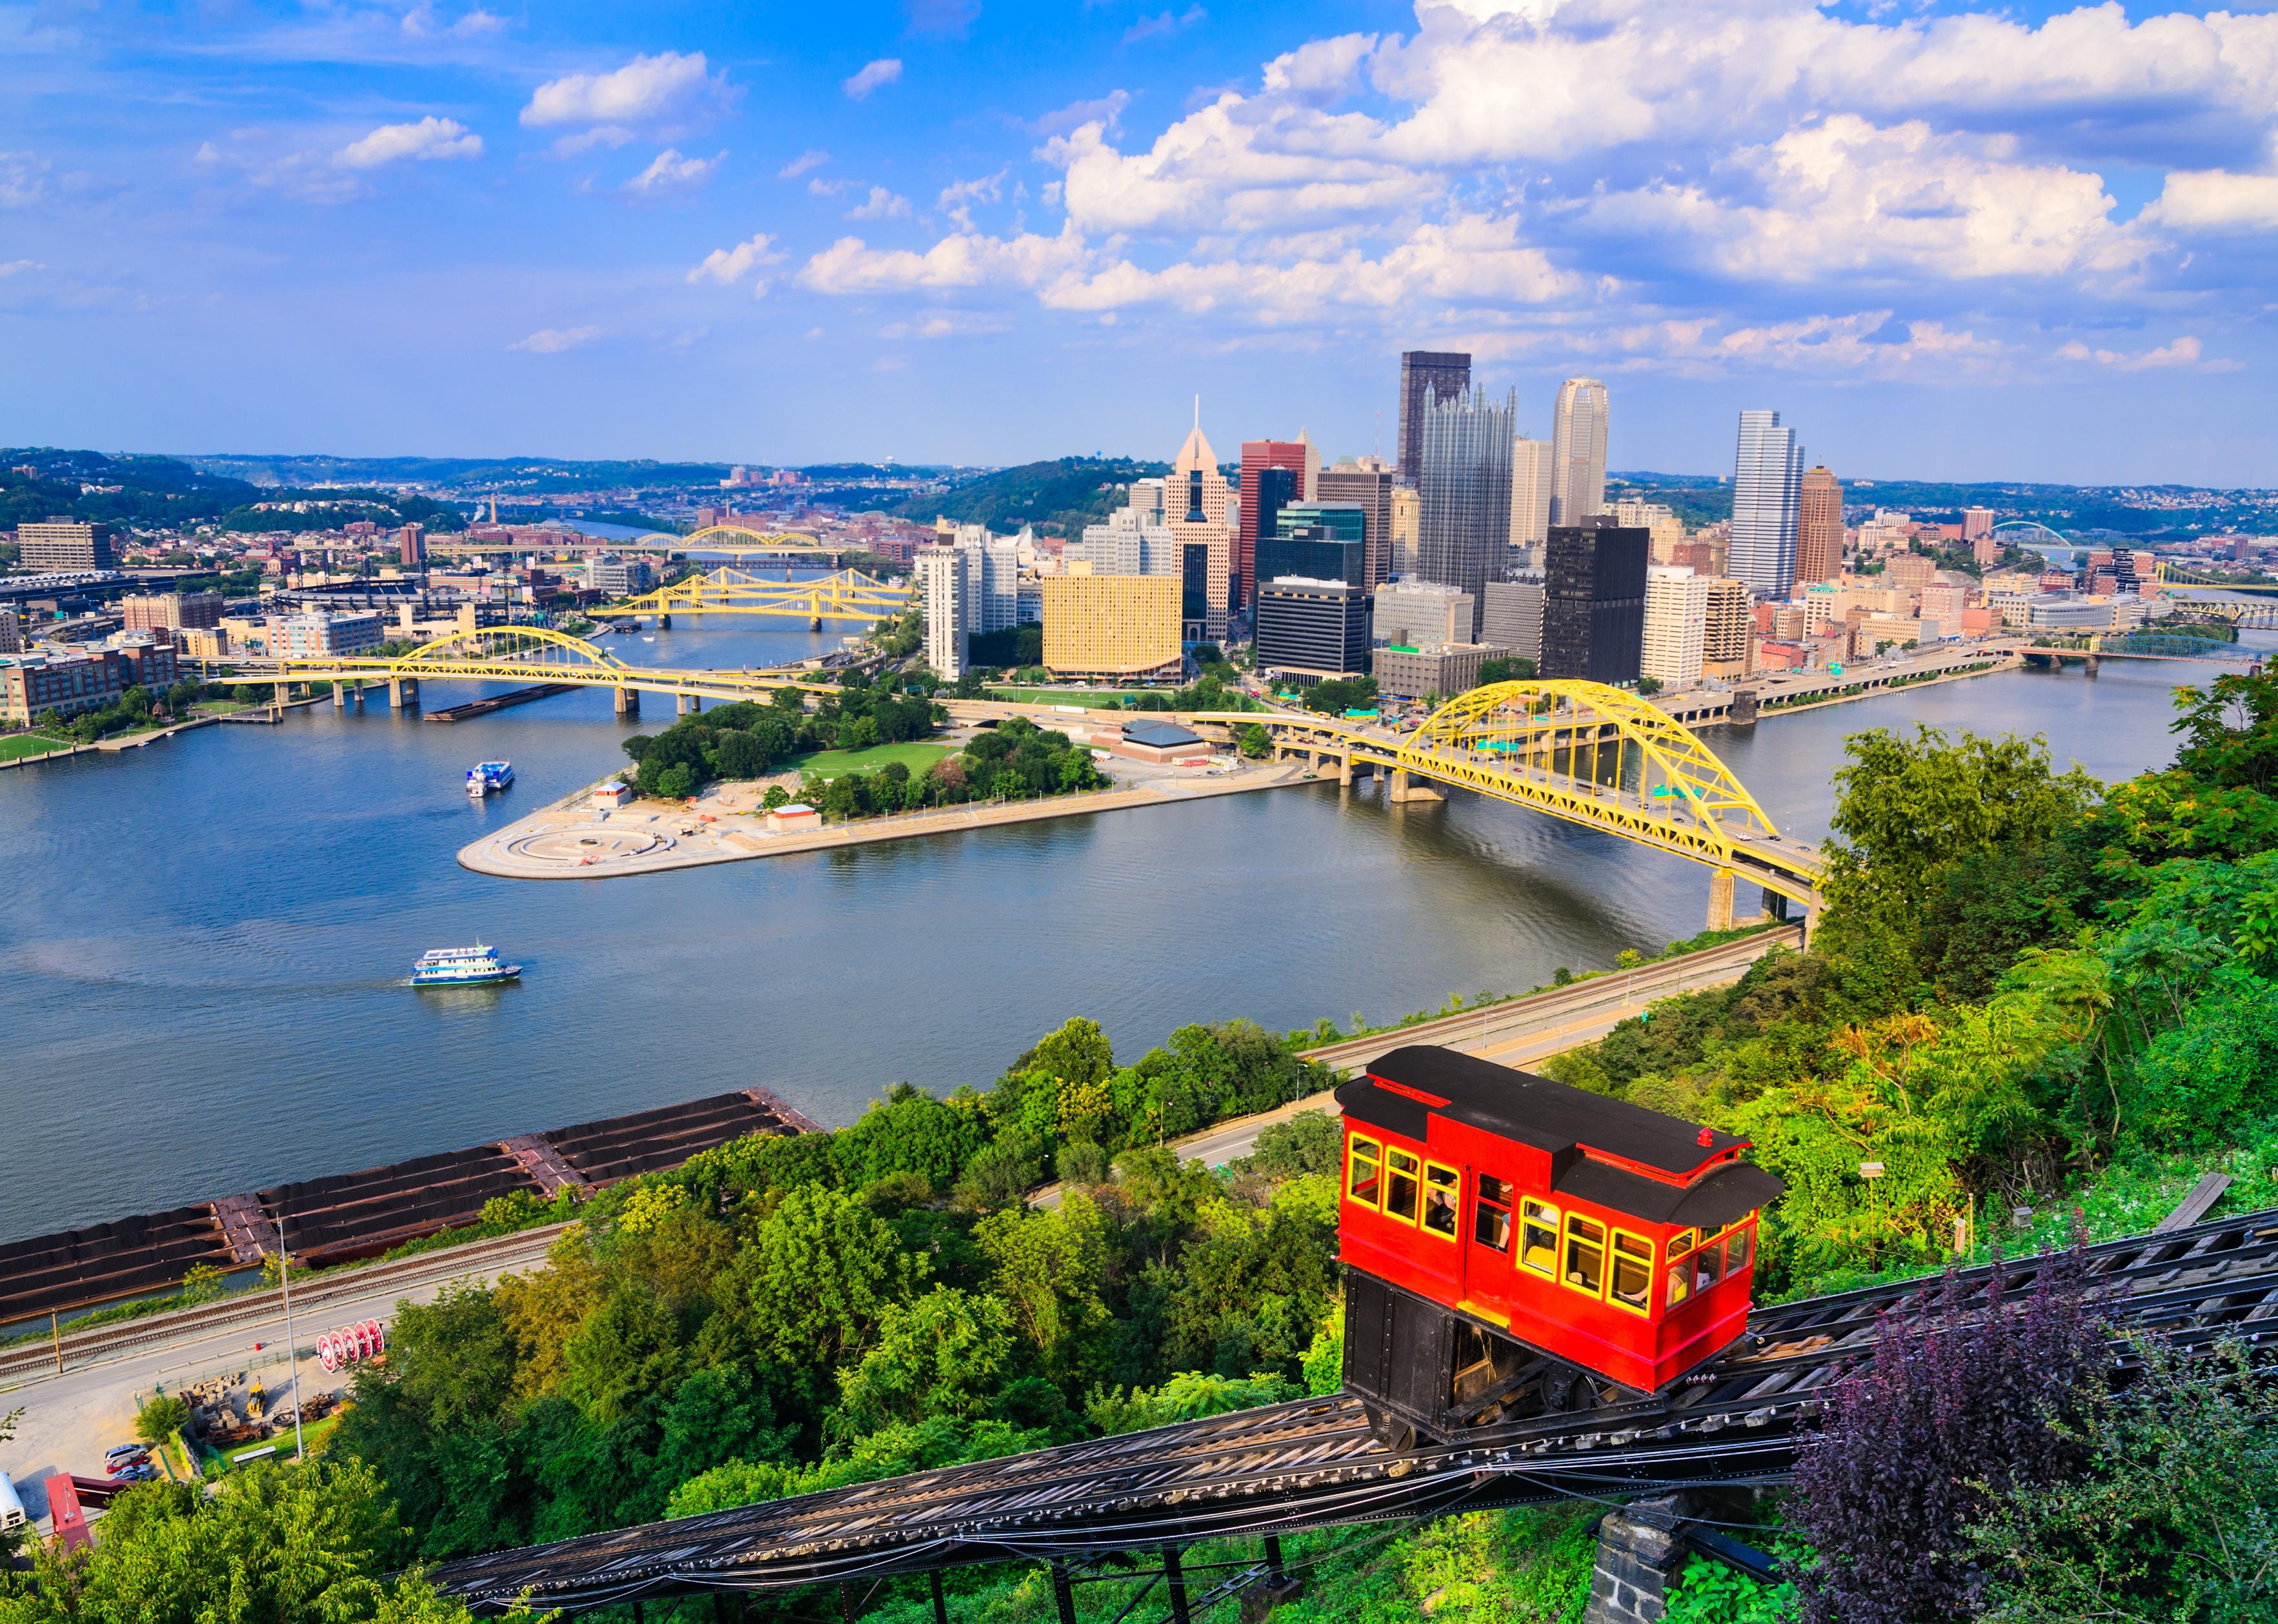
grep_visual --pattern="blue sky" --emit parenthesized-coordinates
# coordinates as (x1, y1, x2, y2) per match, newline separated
(8, 1, 2278, 483)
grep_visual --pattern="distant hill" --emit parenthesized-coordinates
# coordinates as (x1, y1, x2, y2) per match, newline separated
(188, 456, 735, 496)
(3, 448, 259, 531)
(893, 456, 1170, 536)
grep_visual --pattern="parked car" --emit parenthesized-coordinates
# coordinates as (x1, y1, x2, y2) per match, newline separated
(108, 1461, 157, 1482)
(102, 1445, 148, 1467)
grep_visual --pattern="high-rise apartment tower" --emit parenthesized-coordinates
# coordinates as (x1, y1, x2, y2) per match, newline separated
(1549, 379, 1609, 526)
(1731, 410, 1805, 597)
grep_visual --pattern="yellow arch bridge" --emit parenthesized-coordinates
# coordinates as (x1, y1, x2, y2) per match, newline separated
(612, 566, 912, 628)
(625, 525, 849, 559)
(1198, 681, 1827, 926)
(216, 625, 840, 720)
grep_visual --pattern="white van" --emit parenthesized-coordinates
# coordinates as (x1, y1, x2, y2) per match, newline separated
(0, 1472, 26, 1534)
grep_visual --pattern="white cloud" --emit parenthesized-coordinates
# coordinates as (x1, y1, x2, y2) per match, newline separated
(552, 126, 634, 156)
(687, 233, 786, 295)
(508, 325, 601, 353)
(0, 259, 43, 277)
(778, 149, 830, 180)
(2055, 334, 2218, 370)
(521, 52, 718, 130)
(400, 5, 506, 39)
(0, 152, 51, 208)
(1029, 90, 1130, 137)
(335, 116, 483, 170)
(1125, 7, 1205, 46)
(2146, 168, 2278, 232)
(798, 224, 1089, 295)
(843, 59, 903, 101)
(623, 148, 722, 194)
(880, 312, 1012, 339)
(807, 175, 852, 197)
(848, 185, 912, 221)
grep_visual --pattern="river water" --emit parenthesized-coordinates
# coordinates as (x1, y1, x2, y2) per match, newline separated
(0, 628, 2248, 1241)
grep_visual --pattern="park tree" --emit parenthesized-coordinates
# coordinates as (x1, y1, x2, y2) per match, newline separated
(711, 1185, 925, 1370)
(829, 1287, 1017, 1438)
(972, 1190, 1113, 1376)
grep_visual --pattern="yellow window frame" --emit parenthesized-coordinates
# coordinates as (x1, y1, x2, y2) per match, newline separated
(1384, 1148, 1422, 1227)
(1345, 1134, 1383, 1210)
(1560, 1212, 1607, 1299)
(1518, 1198, 1560, 1279)
(1420, 1161, 1461, 1243)
(1607, 1227, 1655, 1318)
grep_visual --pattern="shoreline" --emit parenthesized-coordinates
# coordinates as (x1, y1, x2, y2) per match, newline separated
(457, 758, 1315, 879)
(1748, 651, 2022, 720)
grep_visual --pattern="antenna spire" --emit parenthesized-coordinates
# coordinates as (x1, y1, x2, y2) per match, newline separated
(1193, 394, 1200, 433)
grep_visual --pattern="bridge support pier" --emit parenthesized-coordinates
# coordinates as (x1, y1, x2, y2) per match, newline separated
(1387, 767, 1444, 804)
(659, 613, 672, 630)
(387, 677, 419, 710)
(1584, 1494, 1689, 1624)
(2085, 653, 2101, 678)
(614, 686, 640, 719)
(272, 680, 288, 717)
(1708, 868, 1736, 932)
(676, 693, 689, 716)
(331, 684, 345, 710)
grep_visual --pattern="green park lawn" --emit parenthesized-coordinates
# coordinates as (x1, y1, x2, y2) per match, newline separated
(986, 687, 1147, 707)
(780, 740, 956, 781)
(0, 732, 77, 761)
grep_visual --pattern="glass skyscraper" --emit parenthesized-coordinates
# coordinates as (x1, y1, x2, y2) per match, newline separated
(1416, 385, 1517, 640)
(1730, 409, 1804, 597)
(1549, 378, 1609, 526)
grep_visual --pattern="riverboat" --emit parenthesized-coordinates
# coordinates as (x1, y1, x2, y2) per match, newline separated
(466, 761, 514, 797)
(410, 944, 521, 987)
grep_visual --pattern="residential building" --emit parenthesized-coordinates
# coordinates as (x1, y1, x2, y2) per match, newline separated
(587, 556, 656, 596)
(1541, 517, 1648, 685)
(1373, 641, 1504, 701)
(1258, 503, 1367, 588)
(178, 626, 230, 659)
(1041, 572, 1182, 679)
(1919, 582, 1969, 638)
(109, 632, 178, 691)
(1167, 414, 1235, 641)
(916, 546, 969, 679)
(1316, 456, 1396, 590)
(1549, 379, 1609, 526)
(1071, 505, 1180, 577)
(951, 525, 1020, 634)
(1481, 574, 1546, 665)
(1391, 486, 1420, 576)
(399, 523, 427, 566)
(16, 521, 114, 571)
(123, 590, 225, 632)
(1416, 385, 1517, 639)
(0, 637, 172, 722)
(1511, 435, 1553, 554)
(1641, 566, 1710, 686)
(1886, 552, 1936, 591)
(1374, 579, 1475, 648)
(1253, 579, 1369, 681)
(265, 611, 383, 658)
(1729, 409, 1804, 597)
(1238, 435, 1317, 606)
(1963, 506, 1995, 541)
(0, 608, 19, 655)
(1610, 499, 1684, 563)
(1702, 577, 1753, 678)
(1797, 466, 1843, 586)
(1397, 351, 1471, 484)
(1801, 582, 1844, 634)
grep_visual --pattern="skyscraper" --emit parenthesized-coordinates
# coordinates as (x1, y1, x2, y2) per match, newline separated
(1541, 517, 1648, 684)
(1641, 565, 1710, 686)
(1797, 465, 1844, 586)
(916, 546, 969, 679)
(1510, 435, 1553, 554)
(1316, 455, 1395, 591)
(1237, 435, 1316, 608)
(1398, 351, 1471, 485)
(1416, 385, 1517, 640)
(1169, 412, 1235, 641)
(1549, 379, 1609, 526)
(1731, 410, 1805, 597)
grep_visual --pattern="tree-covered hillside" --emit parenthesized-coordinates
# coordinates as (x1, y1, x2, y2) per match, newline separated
(187, 455, 740, 495)
(893, 456, 1169, 536)
(1, 448, 259, 531)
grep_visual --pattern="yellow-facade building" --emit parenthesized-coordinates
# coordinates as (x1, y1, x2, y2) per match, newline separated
(1041, 570, 1183, 681)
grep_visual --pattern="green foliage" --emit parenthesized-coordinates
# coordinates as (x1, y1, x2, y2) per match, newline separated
(1475, 656, 1537, 685)
(1266, 1505, 1598, 1624)
(0, 1459, 471, 1623)
(965, 625, 1043, 669)
(1233, 1111, 1342, 1179)
(1239, 722, 1272, 759)
(713, 1185, 927, 1368)
(1084, 1369, 1302, 1435)
(891, 457, 1167, 536)
(1664, 1555, 1795, 1624)
(136, 1393, 190, 1447)
(1300, 676, 1378, 715)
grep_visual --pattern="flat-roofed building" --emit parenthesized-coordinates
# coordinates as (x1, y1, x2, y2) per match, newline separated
(0, 608, 19, 655)
(1373, 578, 1474, 648)
(916, 546, 969, 679)
(1, 647, 130, 722)
(265, 611, 383, 658)
(1373, 641, 1505, 701)
(1640, 565, 1709, 687)
(1702, 577, 1753, 678)
(1542, 517, 1648, 685)
(1254, 577, 1369, 681)
(1481, 574, 1544, 664)
(1316, 456, 1395, 590)
(123, 590, 225, 632)
(1041, 571, 1182, 681)
(15, 521, 114, 571)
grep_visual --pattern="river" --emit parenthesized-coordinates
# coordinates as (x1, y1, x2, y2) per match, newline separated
(0, 627, 2250, 1241)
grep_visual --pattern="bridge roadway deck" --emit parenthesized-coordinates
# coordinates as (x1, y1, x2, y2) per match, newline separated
(430, 1207, 2278, 1616)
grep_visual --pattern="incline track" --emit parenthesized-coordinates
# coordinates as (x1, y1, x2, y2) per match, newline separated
(432, 1207, 2278, 1615)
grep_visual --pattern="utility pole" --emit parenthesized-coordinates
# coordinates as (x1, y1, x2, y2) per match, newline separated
(275, 1217, 306, 1463)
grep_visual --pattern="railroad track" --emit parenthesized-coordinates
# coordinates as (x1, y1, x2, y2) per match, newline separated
(0, 1224, 571, 1388)
(431, 1207, 2278, 1616)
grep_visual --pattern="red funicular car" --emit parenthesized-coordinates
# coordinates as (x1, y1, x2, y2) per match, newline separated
(1337, 1045, 1784, 1447)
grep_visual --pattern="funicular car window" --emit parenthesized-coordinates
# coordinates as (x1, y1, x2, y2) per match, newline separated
(1609, 1230, 1653, 1314)
(1519, 1200, 1559, 1276)
(1473, 1174, 1512, 1252)
(1385, 1149, 1422, 1224)
(1346, 1136, 1382, 1208)
(1727, 1221, 1755, 1272)
(1563, 1215, 1606, 1296)
(1693, 1233, 1727, 1292)
(1422, 1163, 1460, 1239)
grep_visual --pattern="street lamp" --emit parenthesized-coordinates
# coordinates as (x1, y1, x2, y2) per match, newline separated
(274, 1217, 305, 1464)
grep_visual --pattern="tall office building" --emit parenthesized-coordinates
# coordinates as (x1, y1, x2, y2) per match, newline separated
(1416, 385, 1517, 639)
(1072, 504, 1179, 577)
(1257, 504, 1367, 588)
(1169, 412, 1235, 641)
(1373, 579, 1475, 648)
(122, 591, 225, 632)
(1397, 351, 1471, 484)
(1730, 410, 1805, 597)
(1482, 573, 1545, 665)
(1390, 486, 1420, 576)
(16, 521, 114, 571)
(1254, 579, 1369, 681)
(1702, 577, 1754, 678)
(1237, 434, 1316, 607)
(1510, 435, 1553, 554)
(1641, 566, 1710, 686)
(1549, 379, 1609, 526)
(916, 546, 969, 679)
(1797, 465, 1843, 586)
(1541, 517, 1648, 684)
(1316, 456, 1395, 590)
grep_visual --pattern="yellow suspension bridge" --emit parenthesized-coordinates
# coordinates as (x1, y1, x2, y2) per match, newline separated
(611, 566, 912, 628)
(1198, 681, 1827, 926)
(626, 525, 851, 560)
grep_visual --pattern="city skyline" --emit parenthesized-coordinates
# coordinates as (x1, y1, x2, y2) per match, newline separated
(10, 1, 2278, 483)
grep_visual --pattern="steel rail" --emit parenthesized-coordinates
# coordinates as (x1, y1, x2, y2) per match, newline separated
(430, 1205, 2278, 1614)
